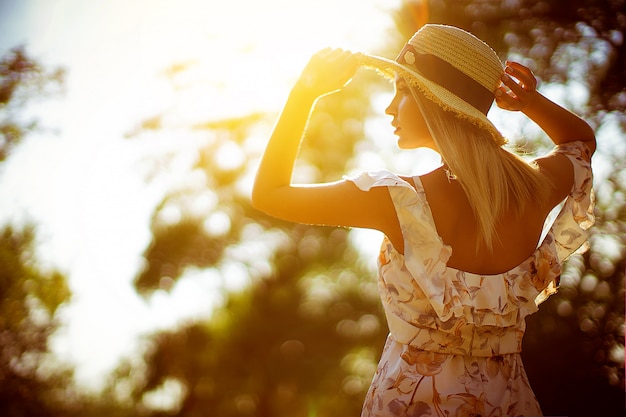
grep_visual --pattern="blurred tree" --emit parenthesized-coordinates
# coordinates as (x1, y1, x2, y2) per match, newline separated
(122, 62, 388, 416)
(0, 226, 73, 416)
(0, 46, 76, 416)
(0, 46, 64, 162)
(134, 226, 385, 417)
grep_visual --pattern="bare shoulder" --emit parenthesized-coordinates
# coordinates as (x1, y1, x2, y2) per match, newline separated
(533, 152, 575, 207)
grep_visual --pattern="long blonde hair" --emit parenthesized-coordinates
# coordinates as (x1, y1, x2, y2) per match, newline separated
(409, 85, 551, 251)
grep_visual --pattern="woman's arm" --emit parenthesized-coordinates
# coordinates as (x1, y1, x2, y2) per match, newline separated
(496, 61, 596, 207)
(251, 49, 398, 236)
(495, 61, 596, 154)
(252, 49, 356, 206)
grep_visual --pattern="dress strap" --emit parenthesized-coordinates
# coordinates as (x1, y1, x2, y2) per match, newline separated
(345, 170, 454, 321)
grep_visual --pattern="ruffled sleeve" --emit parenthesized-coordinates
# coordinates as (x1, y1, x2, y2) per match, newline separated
(550, 141, 595, 262)
(345, 170, 414, 192)
(345, 170, 454, 321)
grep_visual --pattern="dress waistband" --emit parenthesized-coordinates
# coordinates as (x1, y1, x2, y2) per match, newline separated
(386, 310, 524, 357)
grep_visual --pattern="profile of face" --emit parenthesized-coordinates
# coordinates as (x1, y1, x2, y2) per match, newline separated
(385, 77, 436, 150)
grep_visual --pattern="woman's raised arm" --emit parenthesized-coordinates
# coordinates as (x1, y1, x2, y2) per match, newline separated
(252, 49, 357, 207)
(495, 61, 596, 154)
(251, 49, 398, 236)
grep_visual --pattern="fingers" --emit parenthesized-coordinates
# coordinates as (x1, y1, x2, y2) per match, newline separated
(494, 61, 539, 111)
(313, 48, 358, 62)
(320, 48, 359, 84)
(494, 86, 519, 111)
(495, 76, 528, 111)
(501, 73, 524, 96)
(309, 48, 359, 74)
(299, 48, 360, 96)
(504, 61, 537, 92)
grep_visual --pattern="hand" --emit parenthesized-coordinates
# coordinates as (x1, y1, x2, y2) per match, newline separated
(295, 48, 360, 97)
(495, 61, 539, 111)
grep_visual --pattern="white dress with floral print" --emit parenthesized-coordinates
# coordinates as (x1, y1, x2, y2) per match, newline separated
(347, 142, 594, 417)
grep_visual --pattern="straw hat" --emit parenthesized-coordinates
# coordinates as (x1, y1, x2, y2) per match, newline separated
(358, 24, 506, 145)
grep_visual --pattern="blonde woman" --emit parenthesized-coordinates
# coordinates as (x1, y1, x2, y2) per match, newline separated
(252, 24, 595, 416)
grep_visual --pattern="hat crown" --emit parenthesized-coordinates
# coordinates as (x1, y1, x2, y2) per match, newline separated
(407, 25, 503, 92)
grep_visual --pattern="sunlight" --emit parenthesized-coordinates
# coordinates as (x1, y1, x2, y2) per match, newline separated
(158, 0, 399, 124)
(214, 141, 246, 171)
(142, 377, 187, 412)
(2, 0, 404, 389)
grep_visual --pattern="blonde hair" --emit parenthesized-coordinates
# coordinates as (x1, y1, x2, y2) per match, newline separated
(409, 85, 550, 251)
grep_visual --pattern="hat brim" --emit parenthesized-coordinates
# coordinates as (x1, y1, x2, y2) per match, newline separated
(358, 54, 506, 146)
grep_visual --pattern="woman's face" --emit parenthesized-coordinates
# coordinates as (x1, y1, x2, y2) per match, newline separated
(385, 77, 436, 150)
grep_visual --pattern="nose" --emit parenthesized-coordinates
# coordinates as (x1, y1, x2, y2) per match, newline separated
(386, 95, 397, 117)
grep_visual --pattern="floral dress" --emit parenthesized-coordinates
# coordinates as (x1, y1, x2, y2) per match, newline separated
(347, 142, 594, 417)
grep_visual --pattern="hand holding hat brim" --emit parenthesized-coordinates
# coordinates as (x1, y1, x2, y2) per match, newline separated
(296, 48, 360, 97)
(495, 62, 540, 112)
(355, 24, 508, 147)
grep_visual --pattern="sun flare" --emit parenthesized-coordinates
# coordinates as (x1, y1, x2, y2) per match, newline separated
(130, 0, 401, 123)
(1, 0, 404, 388)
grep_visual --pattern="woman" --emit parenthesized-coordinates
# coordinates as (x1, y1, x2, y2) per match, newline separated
(252, 24, 595, 416)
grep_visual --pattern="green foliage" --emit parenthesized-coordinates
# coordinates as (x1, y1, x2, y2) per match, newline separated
(0, 44, 76, 416)
(136, 217, 227, 293)
(122, 58, 387, 414)
(0, 225, 73, 417)
(522, 167, 626, 415)
(0, 46, 64, 161)
(132, 63, 379, 295)
(135, 228, 385, 416)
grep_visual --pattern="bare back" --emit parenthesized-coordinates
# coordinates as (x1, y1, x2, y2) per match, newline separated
(421, 169, 546, 274)
(388, 163, 570, 275)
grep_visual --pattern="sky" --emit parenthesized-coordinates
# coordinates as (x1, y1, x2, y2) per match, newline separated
(0, 0, 406, 390)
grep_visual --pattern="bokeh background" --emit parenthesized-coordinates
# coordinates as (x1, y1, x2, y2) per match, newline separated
(0, 0, 624, 416)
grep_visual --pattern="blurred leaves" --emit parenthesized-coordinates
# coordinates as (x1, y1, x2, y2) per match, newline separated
(522, 164, 626, 414)
(121, 54, 386, 415)
(0, 46, 75, 417)
(0, 226, 73, 417)
(132, 62, 379, 295)
(136, 217, 227, 293)
(133, 227, 385, 416)
(0, 46, 64, 161)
